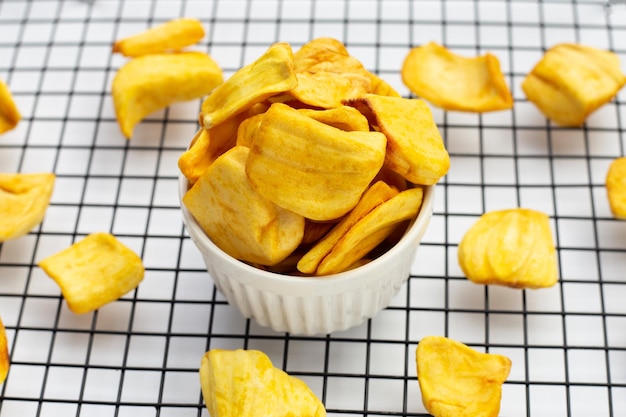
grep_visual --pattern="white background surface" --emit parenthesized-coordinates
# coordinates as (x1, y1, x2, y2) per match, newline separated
(1, 0, 626, 416)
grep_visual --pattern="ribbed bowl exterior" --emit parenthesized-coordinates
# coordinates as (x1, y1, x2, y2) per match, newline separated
(180, 175, 434, 335)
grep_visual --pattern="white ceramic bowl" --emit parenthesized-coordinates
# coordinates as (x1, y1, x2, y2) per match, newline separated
(179, 175, 434, 335)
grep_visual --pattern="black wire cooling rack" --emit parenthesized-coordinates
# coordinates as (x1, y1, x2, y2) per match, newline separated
(1, 0, 626, 416)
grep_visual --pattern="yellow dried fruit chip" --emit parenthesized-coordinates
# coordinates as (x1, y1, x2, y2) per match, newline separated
(246, 102, 387, 221)
(315, 187, 423, 276)
(201, 42, 297, 129)
(183, 146, 305, 266)
(200, 349, 326, 417)
(606, 156, 626, 219)
(113, 18, 205, 57)
(522, 43, 626, 127)
(297, 180, 399, 275)
(112, 51, 223, 138)
(402, 42, 513, 112)
(0, 316, 8, 384)
(38, 232, 145, 314)
(0, 79, 21, 135)
(458, 208, 558, 289)
(366, 71, 401, 97)
(0, 172, 55, 242)
(346, 94, 450, 185)
(416, 336, 511, 417)
(297, 106, 370, 131)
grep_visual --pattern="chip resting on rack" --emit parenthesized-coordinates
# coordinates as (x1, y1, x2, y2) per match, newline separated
(0, 316, 8, 384)
(0, 79, 21, 135)
(38, 232, 145, 314)
(199, 349, 326, 417)
(457, 208, 558, 289)
(0, 172, 55, 242)
(416, 335, 511, 417)
(183, 146, 305, 266)
(401, 41, 513, 112)
(113, 18, 205, 57)
(345, 94, 450, 185)
(522, 43, 626, 126)
(112, 51, 223, 138)
(606, 156, 626, 219)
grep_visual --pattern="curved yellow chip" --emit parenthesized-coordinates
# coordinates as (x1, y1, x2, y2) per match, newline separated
(0, 172, 55, 242)
(296, 106, 370, 131)
(416, 336, 511, 417)
(200, 42, 297, 130)
(183, 146, 305, 266)
(112, 51, 223, 138)
(0, 79, 21, 135)
(401, 42, 513, 112)
(246, 103, 387, 221)
(38, 232, 145, 314)
(606, 156, 626, 219)
(0, 316, 8, 384)
(113, 18, 205, 57)
(315, 187, 423, 276)
(200, 349, 326, 417)
(522, 43, 626, 127)
(346, 94, 450, 185)
(458, 208, 558, 289)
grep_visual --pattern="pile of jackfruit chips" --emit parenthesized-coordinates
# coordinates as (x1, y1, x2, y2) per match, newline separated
(178, 37, 450, 276)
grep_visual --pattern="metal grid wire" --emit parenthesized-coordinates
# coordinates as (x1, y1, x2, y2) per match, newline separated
(1, 0, 625, 416)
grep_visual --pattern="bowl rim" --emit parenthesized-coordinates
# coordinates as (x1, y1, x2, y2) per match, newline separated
(178, 174, 435, 286)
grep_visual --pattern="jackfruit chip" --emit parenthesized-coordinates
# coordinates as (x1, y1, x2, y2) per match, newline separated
(200, 349, 326, 417)
(235, 113, 265, 148)
(179, 105, 267, 184)
(290, 38, 372, 108)
(458, 208, 558, 289)
(416, 336, 511, 417)
(0, 79, 21, 135)
(246, 102, 387, 221)
(345, 94, 450, 185)
(401, 41, 513, 112)
(315, 186, 423, 276)
(367, 72, 402, 97)
(606, 156, 626, 219)
(0, 316, 8, 384)
(38, 232, 145, 314)
(201, 42, 297, 129)
(112, 51, 223, 138)
(0, 172, 55, 242)
(301, 220, 336, 245)
(183, 146, 305, 266)
(297, 180, 399, 275)
(113, 18, 205, 57)
(522, 43, 626, 127)
(297, 106, 370, 131)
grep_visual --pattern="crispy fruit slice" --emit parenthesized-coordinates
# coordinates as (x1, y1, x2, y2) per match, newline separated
(367, 72, 401, 97)
(183, 146, 305, 266)
(346, 94, 449, 185)
(606, 157, 626, 218)
(522, 43, 626, 127)
(297, 106, 370, 131)
(246, 103, 387, 221)
(416, 336, 511, 417)
(201, 42, 297, 129)
(0, 79, 21, 134)
(112, 18, 205, 57)
(38, 232, 145, 314)
(458, 208, 558, 289)
(200, 349, 326, 417)
(297, 181, 399, 274)
(0, 172, 55, 242)
(0, 316, 8, 384)
(112, 51, 222, 138)
(402, 42, 513, 112)
(289, 38, 372, 109)
(315, 187, 423, 275)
